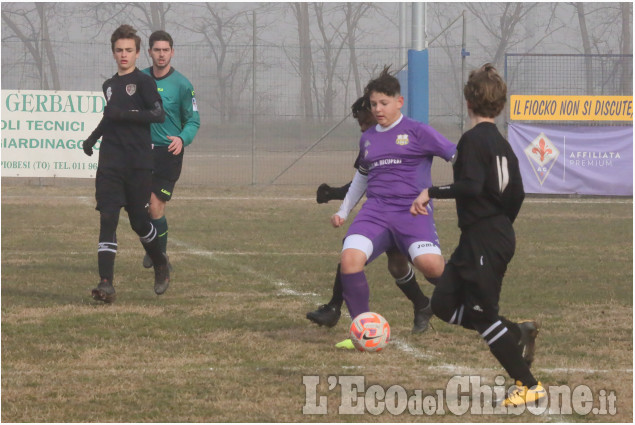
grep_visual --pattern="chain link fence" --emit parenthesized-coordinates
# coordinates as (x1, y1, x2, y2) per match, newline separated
(504, 53, 633, 126)
(2, 37, 465, 187)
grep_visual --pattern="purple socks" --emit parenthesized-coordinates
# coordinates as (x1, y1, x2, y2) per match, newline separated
(341, 270, 370, 319)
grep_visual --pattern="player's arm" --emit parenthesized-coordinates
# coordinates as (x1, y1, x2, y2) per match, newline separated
(411, 136, 484, 215)
(503, 156, 525, 223)
(104, 100, 164, 124)
(177, 83, 200, 147)
(419, 124, 457, 162)
(331, 169, 367, 227)
(82, 118, 105, 156)
(104, 77, 165, 124)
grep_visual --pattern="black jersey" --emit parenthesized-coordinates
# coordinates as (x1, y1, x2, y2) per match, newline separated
(429, 122, 524, 228)
(95, 68, 164, 169)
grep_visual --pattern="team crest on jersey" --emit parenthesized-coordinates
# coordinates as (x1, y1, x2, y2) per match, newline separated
(395, 134, 409, 145)
(126, 84, 136, 96)
(364, 140, 371, 148)
(106, 87, 112, 101)
(523, 132, 559, 186)
(192, 97, 198, 112)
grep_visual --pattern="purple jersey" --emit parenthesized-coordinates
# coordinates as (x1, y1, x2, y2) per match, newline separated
(358, 115, 456, 209)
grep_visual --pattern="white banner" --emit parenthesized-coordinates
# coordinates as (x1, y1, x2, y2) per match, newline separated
(1, 90, 105, 178)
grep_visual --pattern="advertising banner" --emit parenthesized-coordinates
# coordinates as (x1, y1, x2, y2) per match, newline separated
(510, 95, 633, 121)
(1, 90, 105, 178)
(508, 123, 633, 196)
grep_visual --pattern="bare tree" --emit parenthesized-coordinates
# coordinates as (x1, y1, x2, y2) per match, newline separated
(2, 2, 61, 89)
(466, 3, 539, 68)
(290, 3, 314, 121)
(571, 2, 632, 94)
(182, 3, 252, 123)
(85, 3, 172, 40)
(313, 3, 349, 120)
(619, 2, 632, 93)
(342, 2, 373, 98)
(574, 3, 595, 94)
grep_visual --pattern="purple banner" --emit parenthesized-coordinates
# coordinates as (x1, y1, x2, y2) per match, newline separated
(508, 123, 633, 196)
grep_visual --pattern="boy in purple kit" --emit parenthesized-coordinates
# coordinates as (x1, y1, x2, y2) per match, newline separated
(308, 95, 435, 336)
(332, 67, 456, 333)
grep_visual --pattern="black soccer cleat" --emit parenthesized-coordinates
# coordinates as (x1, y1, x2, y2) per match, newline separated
(306, 304, 341, 327)
(91, 278, 116, 303)
(412, 302, 433, 334)
(144, 253, 172, 271)
(518, 320, 540, 368)
(153, 254, 170, 295)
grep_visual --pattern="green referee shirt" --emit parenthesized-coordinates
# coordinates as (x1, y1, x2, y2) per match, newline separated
(142, 67, 200, 147)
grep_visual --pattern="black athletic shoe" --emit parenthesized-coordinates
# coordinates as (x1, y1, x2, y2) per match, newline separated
(154, 255, 170, 295)
(412, 303, 433, 334)
(518, 320, 540, 368)
(91, 279, 116, 303)
(306, 304, 341, 327)
(144, 253, 172, 271)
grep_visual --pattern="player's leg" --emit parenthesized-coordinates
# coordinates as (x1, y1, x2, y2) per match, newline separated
(126, 168, 169, 295)
(306, 263, 343, 327)
(385, 248, 430, 333)
(144, 192, 169, 268)
(339, 222, 393, 320)
(91, 168, 125, 303)
(339, 240, 370, 319)
(434, 219, 543, 406)
(392, 211, 445, 332)
(143, 147, 182, 268)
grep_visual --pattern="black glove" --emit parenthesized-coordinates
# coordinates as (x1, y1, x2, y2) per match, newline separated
(104, 104, 124, 120)
(83, 135, 98, 156)
(316, 183, 332, 204)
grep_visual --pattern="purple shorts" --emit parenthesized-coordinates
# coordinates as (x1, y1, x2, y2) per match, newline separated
(344, 201, 441, 263)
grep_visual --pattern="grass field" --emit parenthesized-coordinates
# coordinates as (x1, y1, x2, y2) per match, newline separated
(1, 183, 632, 422)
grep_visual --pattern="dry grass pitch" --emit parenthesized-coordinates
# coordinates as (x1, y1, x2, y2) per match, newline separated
(1, 183, 632, 422)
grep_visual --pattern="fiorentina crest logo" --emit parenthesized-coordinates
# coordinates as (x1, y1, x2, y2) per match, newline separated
(523, 132, 559, 185)
(126, 84, 136, 96)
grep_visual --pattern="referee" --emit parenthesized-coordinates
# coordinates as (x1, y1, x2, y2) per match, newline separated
(141, 30, 200, 270)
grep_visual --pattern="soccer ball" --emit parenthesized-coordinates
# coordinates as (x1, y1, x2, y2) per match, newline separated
(349, 312, 390, 352)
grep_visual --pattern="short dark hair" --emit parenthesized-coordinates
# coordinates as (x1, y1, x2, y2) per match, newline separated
(351, 95, 370, 119)
(111, 24, 141, 52)
(149, 30, 174, 49)
(364, 66, 400, 97)
(463, 63, 507, 118)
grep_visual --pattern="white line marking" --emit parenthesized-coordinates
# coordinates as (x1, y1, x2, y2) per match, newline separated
(1, 194, 632, 204)
(168, 239, 631, 376)
(4, 194, 629, 375)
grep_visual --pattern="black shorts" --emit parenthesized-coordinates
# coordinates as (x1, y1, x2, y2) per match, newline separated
(95, 167, 152, 215)
(151, 146, 183, 202)
(436, 214, 516, 321)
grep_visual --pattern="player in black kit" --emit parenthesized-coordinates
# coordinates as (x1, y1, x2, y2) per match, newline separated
(82, 24, 170, 303)
(410, 64, 545, 407)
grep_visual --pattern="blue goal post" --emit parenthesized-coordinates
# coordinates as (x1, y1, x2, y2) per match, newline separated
(406, 49, 429, 124)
